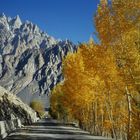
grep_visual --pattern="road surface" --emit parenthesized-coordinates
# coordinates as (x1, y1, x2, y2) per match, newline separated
(4, 118, 112, 140)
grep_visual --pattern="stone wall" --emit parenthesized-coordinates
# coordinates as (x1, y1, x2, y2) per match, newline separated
(0, 118, 21, 139)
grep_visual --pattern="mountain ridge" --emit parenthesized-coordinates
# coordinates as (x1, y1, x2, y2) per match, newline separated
(0, 14, 77, 107)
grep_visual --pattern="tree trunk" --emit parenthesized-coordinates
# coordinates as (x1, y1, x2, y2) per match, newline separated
(104, 91, 117, 139)
(125, 86, 132, 140)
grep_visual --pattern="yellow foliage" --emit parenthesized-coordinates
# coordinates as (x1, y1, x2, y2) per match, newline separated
(50, 0, 140, 139)
(30, 100, 45, 118)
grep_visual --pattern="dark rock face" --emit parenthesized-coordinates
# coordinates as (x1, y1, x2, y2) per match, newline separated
(0, 86, 37, 124)
(0, 14, 77, 107)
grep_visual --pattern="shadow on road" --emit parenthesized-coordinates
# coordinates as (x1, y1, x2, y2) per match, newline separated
(4, 118, 112, 140)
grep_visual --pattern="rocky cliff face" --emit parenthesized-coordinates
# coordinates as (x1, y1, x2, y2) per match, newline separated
(0, 86, 37, 124)
(0, 13, 77, 107)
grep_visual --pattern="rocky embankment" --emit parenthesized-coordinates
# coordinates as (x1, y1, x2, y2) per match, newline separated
(0, 86, 37, 139)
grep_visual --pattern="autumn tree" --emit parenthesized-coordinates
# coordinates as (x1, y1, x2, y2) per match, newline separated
(95, 0, 140, 139)
(50, 0, 140, 140)
(51, 41, 126, 138)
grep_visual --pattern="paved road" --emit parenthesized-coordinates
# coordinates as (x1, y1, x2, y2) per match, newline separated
(4, 118, 112, 140)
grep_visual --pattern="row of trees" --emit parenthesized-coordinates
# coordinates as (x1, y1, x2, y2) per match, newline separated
(50, 0, 140, 140)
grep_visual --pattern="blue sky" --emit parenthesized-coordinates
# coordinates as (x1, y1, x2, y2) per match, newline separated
(0, 0, 100, 43)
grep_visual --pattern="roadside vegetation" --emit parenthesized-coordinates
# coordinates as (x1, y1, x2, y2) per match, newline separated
(50, 0, 140, 140)
(30, 100, 46, 118)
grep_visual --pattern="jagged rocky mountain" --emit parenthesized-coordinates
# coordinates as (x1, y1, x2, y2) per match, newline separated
(0, 13, 77, 107)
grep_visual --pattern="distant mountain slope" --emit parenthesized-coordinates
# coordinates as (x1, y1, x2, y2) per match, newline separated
(0, 13, 77, 107)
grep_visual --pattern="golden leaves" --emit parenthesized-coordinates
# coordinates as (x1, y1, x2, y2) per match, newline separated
(50, 0, 140, 139)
